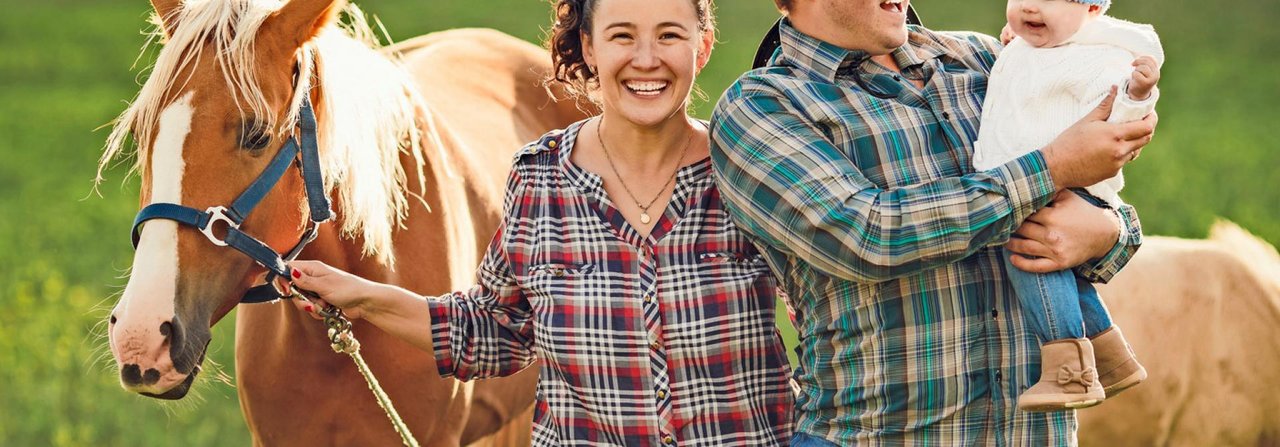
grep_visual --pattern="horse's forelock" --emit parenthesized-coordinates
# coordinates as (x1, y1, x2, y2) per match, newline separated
(101, 0, 424, 267)
(100, 0, 287, 186)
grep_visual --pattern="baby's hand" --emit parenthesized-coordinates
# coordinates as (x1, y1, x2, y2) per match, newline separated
(1128, 55, 1160, 101)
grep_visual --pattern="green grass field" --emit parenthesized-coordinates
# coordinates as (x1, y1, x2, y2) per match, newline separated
(2, 0, 1277, 445)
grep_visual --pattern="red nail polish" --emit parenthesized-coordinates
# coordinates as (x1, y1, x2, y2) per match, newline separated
(305, 305, 313, 313)
(292, 269, 302, 279)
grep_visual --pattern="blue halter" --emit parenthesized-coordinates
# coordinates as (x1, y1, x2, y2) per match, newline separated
(130, 95, 333, 304)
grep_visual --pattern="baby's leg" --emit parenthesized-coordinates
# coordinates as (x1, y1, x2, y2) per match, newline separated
(1003, 250, 1085, 342)
(1076, 280, 1113, 337)
(1067, 188, 1148, 396)
(1006, 249, 1104, 411)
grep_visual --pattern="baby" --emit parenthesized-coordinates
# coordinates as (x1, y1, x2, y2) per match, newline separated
(972, 0, 1164, 412)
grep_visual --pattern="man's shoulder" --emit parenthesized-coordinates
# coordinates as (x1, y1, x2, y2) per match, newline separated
(910, 26, 1003, 66)
(713, 66, 805, 117)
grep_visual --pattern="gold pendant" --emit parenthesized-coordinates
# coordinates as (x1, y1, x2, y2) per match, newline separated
(640, 213, 652, 224)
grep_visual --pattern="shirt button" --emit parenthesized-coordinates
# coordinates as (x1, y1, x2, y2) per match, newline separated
(892, 75, 901, 81)
(657, 390, 667, 399)
(941, 112, 951, 120)
(663, 435, 675, 445)
(996, 371, 1004, 382)
(643, 293, 654, 303)
(547, 139, 558, 148)
(991, 309, 999, 319)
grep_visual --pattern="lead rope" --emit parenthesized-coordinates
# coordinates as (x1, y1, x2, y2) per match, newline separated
(293, 291, 421, 447)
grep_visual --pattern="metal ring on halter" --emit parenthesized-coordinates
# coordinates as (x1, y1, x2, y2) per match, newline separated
(199, 206, 239, 247)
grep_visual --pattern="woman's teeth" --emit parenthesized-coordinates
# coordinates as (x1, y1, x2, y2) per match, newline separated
(625, 81, 668, 97)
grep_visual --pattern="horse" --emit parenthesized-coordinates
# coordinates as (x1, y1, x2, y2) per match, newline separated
(1082, 221, 1280, 446)
(99, 0, 587, 445)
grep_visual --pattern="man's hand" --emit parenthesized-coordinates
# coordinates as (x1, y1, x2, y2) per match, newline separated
(1127, 55, 1160, 101)
(1006, 191, 1120, 273)
(1041, 86, 1157, 189)
(1000, 23, 1016, 45)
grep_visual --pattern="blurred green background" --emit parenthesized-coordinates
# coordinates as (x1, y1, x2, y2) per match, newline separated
(1, 0, 1276, 445)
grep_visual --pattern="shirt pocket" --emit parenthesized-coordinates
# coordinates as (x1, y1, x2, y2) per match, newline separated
(522, 262, 605, 314)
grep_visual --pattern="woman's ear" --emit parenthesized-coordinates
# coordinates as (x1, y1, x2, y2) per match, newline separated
(580, 31, 596, 73)
(696, 29, 715, 73)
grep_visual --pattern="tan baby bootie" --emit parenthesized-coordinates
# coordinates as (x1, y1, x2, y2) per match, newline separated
(1090, 326, 1147, 397)
(1017, 338, 1106, 412)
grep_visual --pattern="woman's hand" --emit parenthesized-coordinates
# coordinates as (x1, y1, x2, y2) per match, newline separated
(288, 260, 378, 319)
(1005, 190, 1120, 273)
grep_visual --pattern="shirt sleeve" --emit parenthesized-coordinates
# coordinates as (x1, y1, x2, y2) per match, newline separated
(1109, 84, 1159, 123)
(1074, 201, 1143, 283)
(428, 167, 536, 381)
(709, 84, 1057, 284)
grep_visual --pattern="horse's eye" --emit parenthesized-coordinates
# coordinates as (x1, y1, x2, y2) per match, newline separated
(240, 121, 271, 152)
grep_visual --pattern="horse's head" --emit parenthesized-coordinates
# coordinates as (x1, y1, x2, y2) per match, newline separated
(102, 0, 347, 399)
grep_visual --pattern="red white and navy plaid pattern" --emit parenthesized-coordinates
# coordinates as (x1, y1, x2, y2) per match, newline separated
(427, 119, 794, 446)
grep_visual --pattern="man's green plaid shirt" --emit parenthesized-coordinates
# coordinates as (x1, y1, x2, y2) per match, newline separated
(709, 19, 1142, 446)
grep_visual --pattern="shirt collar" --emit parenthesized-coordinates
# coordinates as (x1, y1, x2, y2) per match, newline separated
(775, 18, 946, 81)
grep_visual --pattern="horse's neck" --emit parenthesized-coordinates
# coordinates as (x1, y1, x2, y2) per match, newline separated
(312, 107, 502, 295)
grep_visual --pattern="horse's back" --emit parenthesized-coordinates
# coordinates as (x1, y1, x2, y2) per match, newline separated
(1086, 224, 1280, 445)
(393, 28, 588, 172)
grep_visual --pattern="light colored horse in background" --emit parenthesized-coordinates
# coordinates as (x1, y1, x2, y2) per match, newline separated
(1083, 221, 1280, 446)
(99, 0, 585, 445)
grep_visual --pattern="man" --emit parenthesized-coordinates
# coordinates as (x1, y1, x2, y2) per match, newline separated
(709, 0, 1156, 445)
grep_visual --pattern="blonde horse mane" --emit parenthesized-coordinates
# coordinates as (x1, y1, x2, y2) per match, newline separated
(1210, 220, 1280, 306)
(99, 0, 429, 265)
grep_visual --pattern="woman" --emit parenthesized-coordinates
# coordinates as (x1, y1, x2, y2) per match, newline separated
(288, 0, 794, 445)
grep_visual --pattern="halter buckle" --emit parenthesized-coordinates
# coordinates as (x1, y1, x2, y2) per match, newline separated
(200, 206, 239, 247)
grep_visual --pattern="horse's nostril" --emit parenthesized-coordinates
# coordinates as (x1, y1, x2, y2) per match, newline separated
(142, 368, 161, 385)
(110, 315, 117, 325)
(159, 321, 172, 338)
(121, 364, 143, 386)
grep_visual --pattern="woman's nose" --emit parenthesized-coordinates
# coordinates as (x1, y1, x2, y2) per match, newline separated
(630, 40, 660, 69)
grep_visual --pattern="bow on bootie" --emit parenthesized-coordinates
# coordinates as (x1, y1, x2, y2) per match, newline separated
(1056, 365, 1098, 387)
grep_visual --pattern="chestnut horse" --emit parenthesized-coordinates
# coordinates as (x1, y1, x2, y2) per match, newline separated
(1083, 222, 1280, 446)
(99, 0, 585, 445)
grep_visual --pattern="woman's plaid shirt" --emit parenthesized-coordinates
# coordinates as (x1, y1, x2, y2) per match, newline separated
(709, 20, 1143, 446)
(426, 120, 794, 446)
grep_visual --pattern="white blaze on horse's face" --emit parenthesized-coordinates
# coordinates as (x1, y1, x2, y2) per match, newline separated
(109, 92, 193, 395)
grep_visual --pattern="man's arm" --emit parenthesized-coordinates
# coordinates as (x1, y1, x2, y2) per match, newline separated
(709, 87, 1057, 283)
(1005, 191, 1143, 283)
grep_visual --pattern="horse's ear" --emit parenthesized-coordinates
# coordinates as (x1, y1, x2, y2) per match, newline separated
(150, 0, 182, 37)
(262, 0, 346, 50)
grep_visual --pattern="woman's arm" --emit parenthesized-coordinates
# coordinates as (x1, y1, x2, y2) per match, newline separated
(289, 167, 539, 380)
(290, 262, 436, 352)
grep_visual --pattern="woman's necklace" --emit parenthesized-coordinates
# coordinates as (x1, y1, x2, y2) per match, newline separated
(595, 117, 693, 225)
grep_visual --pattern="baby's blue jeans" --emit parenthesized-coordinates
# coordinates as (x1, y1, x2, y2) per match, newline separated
(1004, 189, 1114, 342)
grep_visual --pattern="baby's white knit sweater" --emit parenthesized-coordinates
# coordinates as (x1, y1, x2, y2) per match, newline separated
(972, 16, 1164, 205)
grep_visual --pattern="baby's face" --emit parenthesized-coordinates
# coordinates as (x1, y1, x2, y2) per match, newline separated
(1006, 0, 1097, 48)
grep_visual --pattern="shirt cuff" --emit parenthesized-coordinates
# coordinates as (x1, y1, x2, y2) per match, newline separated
(990, 150, 1057, 230)
(1075, 203, 1143, 283)
(1120, 82, 1160, 108)
(427, 295, 457, 378)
